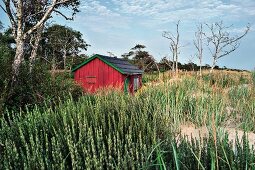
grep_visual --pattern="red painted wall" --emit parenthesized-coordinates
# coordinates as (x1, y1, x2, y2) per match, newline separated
(74, 58, 125, 92)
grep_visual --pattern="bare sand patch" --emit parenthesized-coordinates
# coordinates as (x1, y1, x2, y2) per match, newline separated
(179, 124, 255, 147)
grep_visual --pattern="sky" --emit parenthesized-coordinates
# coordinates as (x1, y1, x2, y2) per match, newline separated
(1, 0, 255, 70)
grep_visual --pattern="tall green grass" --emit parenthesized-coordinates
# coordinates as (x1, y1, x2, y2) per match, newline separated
(0, 72, 254, 169)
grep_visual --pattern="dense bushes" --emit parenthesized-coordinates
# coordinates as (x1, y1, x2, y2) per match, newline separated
(0, 61, 83, 114)
(0, 25, 84, 114)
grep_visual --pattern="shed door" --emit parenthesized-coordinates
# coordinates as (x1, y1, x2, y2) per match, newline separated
(85, 76, 97, 92)
(124, 77, 130, 93)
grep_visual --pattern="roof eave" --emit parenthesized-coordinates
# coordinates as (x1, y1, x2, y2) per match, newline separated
(71, 54, 126, 74)
(71, 54, 143, 75)
(71, 54, 98, 72)
(124, 72, 143, 75)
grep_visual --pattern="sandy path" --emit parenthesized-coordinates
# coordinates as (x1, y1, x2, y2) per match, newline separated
(179, 124, 255, 147)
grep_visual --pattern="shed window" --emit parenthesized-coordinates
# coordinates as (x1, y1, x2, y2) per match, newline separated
(86, 76, 96, 84)
(133, 77, 139, 91)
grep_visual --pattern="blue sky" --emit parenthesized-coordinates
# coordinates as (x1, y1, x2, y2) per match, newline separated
(1, 0, 255, 70)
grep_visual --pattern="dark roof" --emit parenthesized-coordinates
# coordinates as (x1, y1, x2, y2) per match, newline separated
(72, 54, 143, 75)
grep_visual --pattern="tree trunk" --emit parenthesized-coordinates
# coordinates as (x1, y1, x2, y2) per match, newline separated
(11, 0, 24, 83)
(199, 58, 202, 77)
(175, 59, 178, 75)
(175, 50, 178, 76)
(70, 56, 74, 71)
(12, 37, 24, 82)
(63, 50, 67, 70)
(51, 57, 57, 79)
(172, 52, 175, 72)
(210, 58, 217, 74)
(29, 26, 43, 73)
(154, 62, 161, 80)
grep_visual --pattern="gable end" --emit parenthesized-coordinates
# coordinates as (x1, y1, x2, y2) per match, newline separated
(71, 54, 125, 74)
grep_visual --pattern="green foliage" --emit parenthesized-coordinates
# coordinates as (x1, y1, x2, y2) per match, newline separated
(40, 24, 90, 70)
(0, 26, 15, 114)
(142, 73, 159, 84)
(0, 22, 83, 115)
(202, 72, 250, 88)
(0, 93, 159, 169)
(122, 44, 156, 72)
(3, 62, 83, 112)
(0, 87, 255, 169)
(239, 74, 249, 84)
(67, 54, 89, 70)
(0, 72, 254, 169)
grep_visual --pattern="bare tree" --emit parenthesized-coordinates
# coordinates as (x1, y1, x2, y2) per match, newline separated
(0, 0, 80, 82)
(163, 20, 181, 75)
(194, 23, 204, 76)
(170, 44, 175, 72)
(205, 21, 250, 73)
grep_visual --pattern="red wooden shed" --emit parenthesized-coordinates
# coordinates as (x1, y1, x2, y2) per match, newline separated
(72, 54, 143, 93)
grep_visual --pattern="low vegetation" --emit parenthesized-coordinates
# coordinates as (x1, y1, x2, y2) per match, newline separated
(1, 71, 254, 169)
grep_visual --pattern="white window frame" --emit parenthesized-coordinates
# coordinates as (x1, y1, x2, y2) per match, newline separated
(133, 76, 139, 91)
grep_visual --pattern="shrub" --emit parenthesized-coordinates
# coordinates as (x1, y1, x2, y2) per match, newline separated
(2, 62, 83, 113)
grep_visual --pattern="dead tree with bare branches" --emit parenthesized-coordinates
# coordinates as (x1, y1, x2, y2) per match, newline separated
(205, 21, 250, 73)
(194, 23, 204, 76)
(163, 20, 181, 75)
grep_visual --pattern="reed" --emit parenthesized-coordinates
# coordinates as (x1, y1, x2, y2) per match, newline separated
(0, 71, 254, 169)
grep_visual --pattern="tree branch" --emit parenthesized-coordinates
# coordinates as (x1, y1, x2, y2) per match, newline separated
(1, 0, 17, 35)
(0, 3, 7, 13)
(24, 11, 46, 21)
(53, 9, 74, 20)
(24, 0, 73, 38)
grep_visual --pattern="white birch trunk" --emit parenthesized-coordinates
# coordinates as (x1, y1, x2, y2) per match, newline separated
(199, 58, 202, 77)
(11, 0, 24, 81)
(12, 35, 24, 81)
(210, 58, 217, 74)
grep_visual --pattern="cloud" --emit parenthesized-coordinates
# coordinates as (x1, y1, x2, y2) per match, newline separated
(77, 0, 255, 32)
(77, 0, 131, 33)
(70, 0, 255, 70)
(112, 0, 255, 23)
(80, 0, 118, 17)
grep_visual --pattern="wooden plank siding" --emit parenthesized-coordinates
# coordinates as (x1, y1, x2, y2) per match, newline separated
(74, 58, 125, 93)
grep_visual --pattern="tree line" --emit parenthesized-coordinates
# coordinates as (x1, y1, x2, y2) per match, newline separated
(0, 0, 86, 113)
(118, 21, 250, 75)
